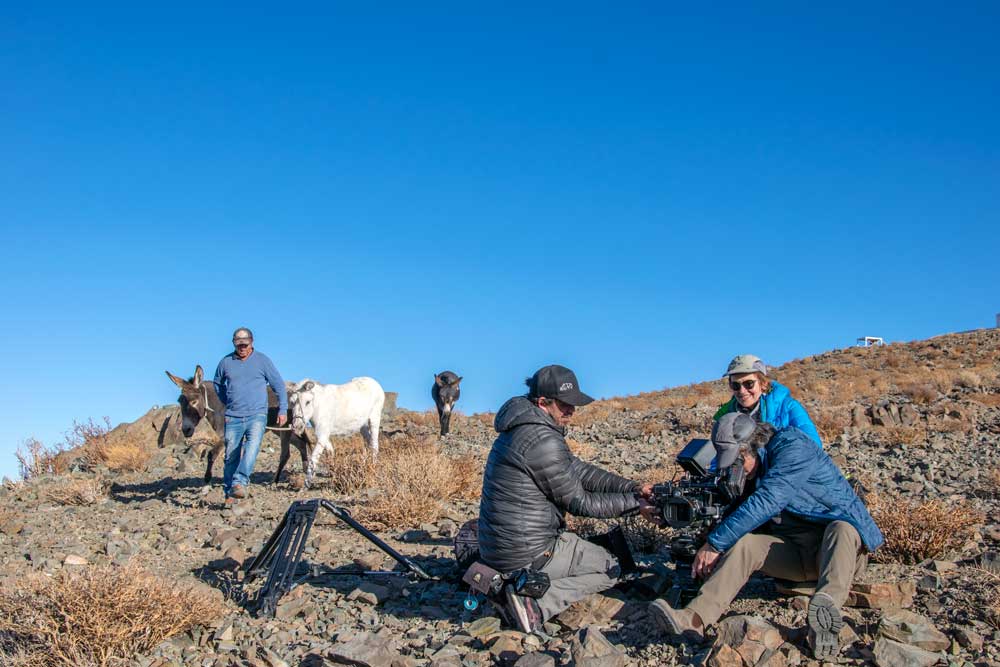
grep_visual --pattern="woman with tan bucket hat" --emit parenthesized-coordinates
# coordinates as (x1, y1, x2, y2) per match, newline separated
(713, 354, 822, 447)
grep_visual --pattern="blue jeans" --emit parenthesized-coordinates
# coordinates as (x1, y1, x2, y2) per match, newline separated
(223, 413, 267, 497)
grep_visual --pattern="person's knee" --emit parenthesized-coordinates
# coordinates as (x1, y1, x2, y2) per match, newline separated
(828, 521, 861, 545)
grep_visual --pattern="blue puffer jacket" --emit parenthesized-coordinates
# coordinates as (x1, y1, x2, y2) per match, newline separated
(714, 380, 822, 448)
(707, 427, 884, 553)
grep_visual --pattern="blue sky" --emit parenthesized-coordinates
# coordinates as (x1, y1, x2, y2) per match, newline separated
(2, 3, 998, 480)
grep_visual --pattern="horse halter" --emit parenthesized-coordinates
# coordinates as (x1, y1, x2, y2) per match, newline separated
(202, 385, 215, 414)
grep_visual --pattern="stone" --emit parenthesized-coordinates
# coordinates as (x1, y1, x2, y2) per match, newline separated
(328, 628, 398, 667)
(879, 610, 950, 651)
(952, 627, 983, 651)
(847, 581, 916, 609)
(63, 554, 88, 566)
(400, 529, 431, 543)
(261, 649, 290, 667)
(556, 594, 627, 630)
(513, 653, 555, 667)
(916, 574, 941, 593)
(570, 627, 628, 667)
(851, 406, 870, 428)
(931, 560, 957, 573)
(873, 638, 941, 667)
(466, 617, 502, 639)
(488, 634, 523, 663)
(708, 644, 744, 667)
(900, 404, 920, 426)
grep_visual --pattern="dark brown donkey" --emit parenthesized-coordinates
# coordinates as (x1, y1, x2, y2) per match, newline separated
(166, 365, 313, 484)
(432, 371, 462, 436)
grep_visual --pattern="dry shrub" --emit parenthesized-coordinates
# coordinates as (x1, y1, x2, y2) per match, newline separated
(74, 418, 151, 473)
(15, 438, 73, 480)
(43, 475, 110, 506)
(0, 562, 224, 667)
(867, 492, 983, 564)
(574, 400, 626, 427)
(812, 408, 849, 442)
(565, 515, 670, 555)
(901, 382, 938, 405)
(955, 370, 983, 390)
(879, 426, 926, 446)
(324, 434, 480, 527)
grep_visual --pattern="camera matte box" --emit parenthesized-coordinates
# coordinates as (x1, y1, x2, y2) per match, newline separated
(676, 438, 715, 476)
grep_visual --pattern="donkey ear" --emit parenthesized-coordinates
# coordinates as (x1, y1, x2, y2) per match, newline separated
(193, 365, 204, 387)
(434, 374, 445, 387)
(455, 376, 463, 385)
(165, 371, 186, 388)
(303, 381, 315, 392)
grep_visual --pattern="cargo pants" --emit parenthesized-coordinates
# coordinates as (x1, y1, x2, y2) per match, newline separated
(536, 531, 622, 622)
(687, 517, 864, 626)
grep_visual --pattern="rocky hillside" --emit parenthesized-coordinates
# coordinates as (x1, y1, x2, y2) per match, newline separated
(1, 328, 998, 667)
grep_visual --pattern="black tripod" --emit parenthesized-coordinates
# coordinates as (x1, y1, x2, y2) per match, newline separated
(244, 499, 434, 617)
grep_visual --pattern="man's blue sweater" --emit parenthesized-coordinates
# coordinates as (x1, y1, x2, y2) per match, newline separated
(213, 351, 287, 417)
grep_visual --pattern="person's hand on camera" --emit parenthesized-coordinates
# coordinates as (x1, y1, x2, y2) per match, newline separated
(692, 543, 721, 580)
(637, 482, 654, 499)
(637, 498, 665, 526)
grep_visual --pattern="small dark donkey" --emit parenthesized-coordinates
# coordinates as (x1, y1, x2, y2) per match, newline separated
(432, 371, 462, 436)
(166, 365, 314, 484)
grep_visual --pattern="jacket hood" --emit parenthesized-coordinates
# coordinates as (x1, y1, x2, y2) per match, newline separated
(494, 396, 563, 434)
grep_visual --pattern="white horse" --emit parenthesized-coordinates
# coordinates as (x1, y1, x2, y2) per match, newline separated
(288, 376, 385, 488)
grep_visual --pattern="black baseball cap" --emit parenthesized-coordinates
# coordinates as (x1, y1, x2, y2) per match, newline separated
(527, 365, 595, 406)
(711, 412, 757, 468)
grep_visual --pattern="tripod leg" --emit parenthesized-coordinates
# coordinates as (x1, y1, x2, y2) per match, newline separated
(320, 500, 434, 580)
(244, 507, 291, 582)
(254, 501, 320, 617)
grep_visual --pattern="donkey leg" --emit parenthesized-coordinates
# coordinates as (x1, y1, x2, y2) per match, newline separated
(304, 431, 326, 489)
(273, 433, 291, 484)
(204, 448, 216, 484)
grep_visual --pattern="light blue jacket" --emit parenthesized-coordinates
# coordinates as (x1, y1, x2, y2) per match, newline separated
(715, 380, 822, 447)
(707, 427, 884, 553)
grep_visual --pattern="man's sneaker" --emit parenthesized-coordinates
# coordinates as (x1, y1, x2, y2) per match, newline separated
(648, 599, 705, 642)
(504, 587, 543, 634)
(807, 592, 843, 659)
(230, 484, 247, 499)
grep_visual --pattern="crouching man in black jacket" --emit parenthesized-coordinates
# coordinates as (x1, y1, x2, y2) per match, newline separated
(478, 365, 660, 633)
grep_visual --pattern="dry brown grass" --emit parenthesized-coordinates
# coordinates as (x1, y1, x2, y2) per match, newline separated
(566, 437, 596, 459)
(968, 393, 1000, 407)
(868, 492, 984, 564)
(900, 381, 938, 405)
(322, 433, 481, 527)
(0, 563, 224, 667)
(42, 475, 110, 506)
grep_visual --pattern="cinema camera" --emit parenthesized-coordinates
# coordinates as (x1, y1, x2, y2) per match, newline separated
(651, 438, 747, 603)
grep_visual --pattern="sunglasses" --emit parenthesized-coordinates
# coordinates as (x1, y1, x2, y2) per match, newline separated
(729, 379, 757, 392)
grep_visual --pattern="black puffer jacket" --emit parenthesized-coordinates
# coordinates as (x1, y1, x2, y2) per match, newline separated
(478, 396, 641, 573)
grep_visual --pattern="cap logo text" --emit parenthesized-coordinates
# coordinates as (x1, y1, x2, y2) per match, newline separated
(559, 382, 573, 391)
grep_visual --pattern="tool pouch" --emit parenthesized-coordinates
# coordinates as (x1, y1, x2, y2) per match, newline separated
(462, 561, 504, 597)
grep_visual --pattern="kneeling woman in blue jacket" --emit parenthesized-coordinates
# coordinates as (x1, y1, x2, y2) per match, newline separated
(714, 354, 822, 448)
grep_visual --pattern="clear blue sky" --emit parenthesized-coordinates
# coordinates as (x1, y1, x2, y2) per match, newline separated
(2, 3, 998, 480)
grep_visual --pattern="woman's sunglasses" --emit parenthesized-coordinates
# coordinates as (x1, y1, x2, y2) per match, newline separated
(729, 379, 757, 392)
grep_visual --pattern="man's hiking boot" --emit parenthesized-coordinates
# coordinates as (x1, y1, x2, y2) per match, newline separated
(504, 587, 543, 634)
(807, 592, 843, 659)
(648, 599, 705, 642)
(230, 484, 247, 499)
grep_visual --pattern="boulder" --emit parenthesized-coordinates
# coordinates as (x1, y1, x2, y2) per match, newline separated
(878, 610, 950, 651)
(873, 638, 941, 667)
(569, 627, 628, 667)
(710, 615, 783, 667)
(847, 581, 916, 609)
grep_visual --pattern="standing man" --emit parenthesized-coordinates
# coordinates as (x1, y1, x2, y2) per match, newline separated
(478, 364, 660, 633)
(213, 327, 287, 501)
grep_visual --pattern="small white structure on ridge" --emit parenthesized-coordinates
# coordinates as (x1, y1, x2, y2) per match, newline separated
(856, 336, 885, 347)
